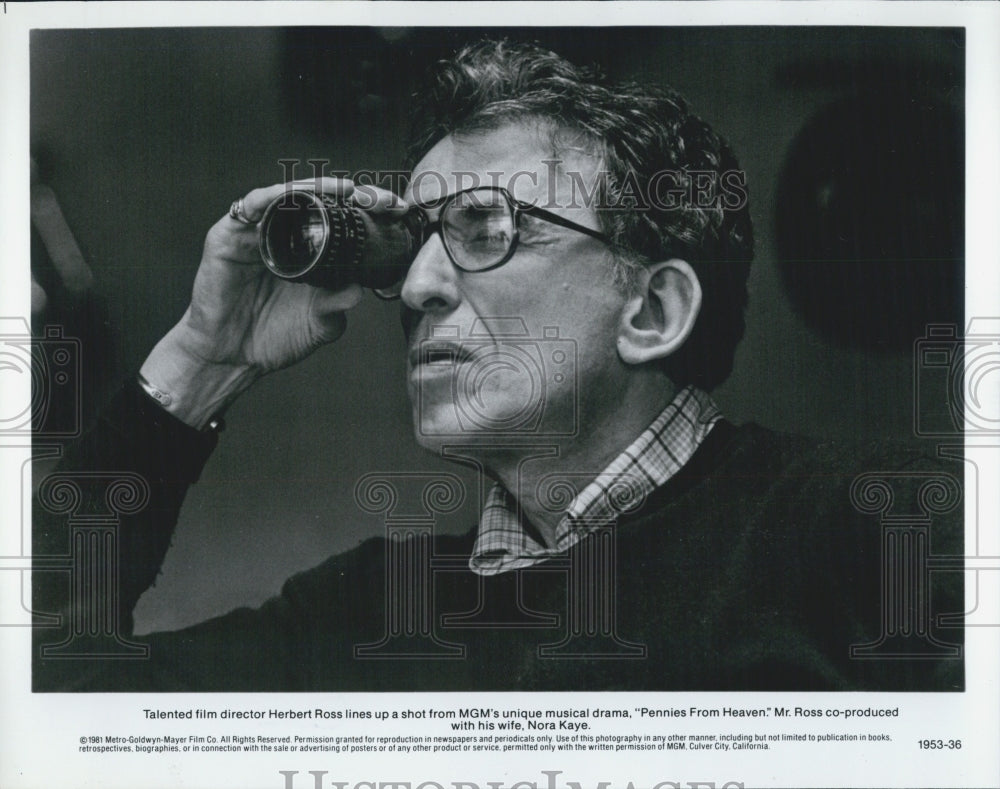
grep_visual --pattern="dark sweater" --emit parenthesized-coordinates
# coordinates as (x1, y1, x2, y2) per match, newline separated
(32, 381, 964, 691)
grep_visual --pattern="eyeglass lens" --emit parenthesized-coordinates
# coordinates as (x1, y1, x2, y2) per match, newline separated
(441, 189, 515, 272)
(375, 189, 516, 299)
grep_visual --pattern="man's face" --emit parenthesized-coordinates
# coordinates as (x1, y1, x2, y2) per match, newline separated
(400, 120, 630, 453)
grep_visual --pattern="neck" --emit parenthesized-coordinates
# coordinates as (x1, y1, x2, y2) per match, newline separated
(482, 375, 680, 547)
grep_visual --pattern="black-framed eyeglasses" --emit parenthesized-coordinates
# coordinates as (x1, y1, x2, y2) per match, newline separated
(377, 186, 609, 299)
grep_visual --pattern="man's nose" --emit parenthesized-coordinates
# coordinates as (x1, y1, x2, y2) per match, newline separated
(400, 232, 461, 313)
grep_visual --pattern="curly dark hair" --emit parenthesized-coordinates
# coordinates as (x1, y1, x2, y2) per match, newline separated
(406, 39, 754, 391)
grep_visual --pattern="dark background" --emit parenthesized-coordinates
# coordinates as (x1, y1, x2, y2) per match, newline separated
(29, 27, 963, 633)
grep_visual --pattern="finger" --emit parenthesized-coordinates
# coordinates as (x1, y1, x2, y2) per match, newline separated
(238, 177, 357, 223)
(30, 182, 94, 294)
(31, 275, 48, 316)
(351, 184, 410, 216)
(202, 215, 266, 265)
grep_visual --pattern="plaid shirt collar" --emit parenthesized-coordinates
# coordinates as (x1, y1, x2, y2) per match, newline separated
(470, 386, 722, 575)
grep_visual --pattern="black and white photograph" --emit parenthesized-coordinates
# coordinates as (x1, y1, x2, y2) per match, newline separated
(2, 3, 999, 789)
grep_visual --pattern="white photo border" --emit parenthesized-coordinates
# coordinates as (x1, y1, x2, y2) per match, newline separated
(2, 3, 999, 789)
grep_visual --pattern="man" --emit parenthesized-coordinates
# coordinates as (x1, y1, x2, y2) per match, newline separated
(32, 40, 962, 691)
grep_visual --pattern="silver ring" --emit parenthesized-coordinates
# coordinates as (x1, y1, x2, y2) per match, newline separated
(229, 198, 254, 225)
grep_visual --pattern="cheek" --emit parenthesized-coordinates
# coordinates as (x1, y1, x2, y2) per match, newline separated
(543, 283, 624, 356)
(457, 350, 545, 421)
(509, 261, 620, 318)
(469, 251, 625, 363)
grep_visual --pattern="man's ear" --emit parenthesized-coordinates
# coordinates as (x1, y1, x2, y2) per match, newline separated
(616, 259, 702, 365)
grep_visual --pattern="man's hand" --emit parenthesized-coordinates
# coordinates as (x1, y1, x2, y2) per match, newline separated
(141, 178, 402, 428)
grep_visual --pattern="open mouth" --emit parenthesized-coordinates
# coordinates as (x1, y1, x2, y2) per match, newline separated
(426, 346, 458, 365)
(413, 343, 478, 368)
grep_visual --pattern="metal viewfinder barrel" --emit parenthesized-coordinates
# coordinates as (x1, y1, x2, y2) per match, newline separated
(258, 189, 419, 290)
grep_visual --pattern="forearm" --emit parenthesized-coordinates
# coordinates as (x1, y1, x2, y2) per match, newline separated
(32, 377, 220, 636)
